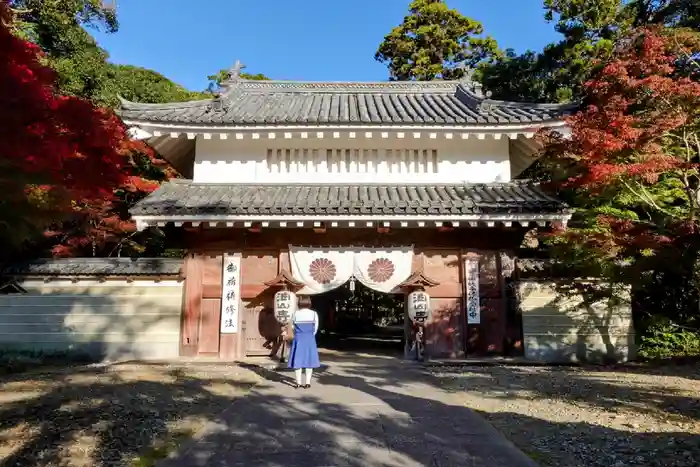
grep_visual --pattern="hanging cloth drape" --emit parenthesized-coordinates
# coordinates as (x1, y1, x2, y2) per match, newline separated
(289, 245, 413, 295)
(352, 247, 413, 293)
(289, 246, 354, 295)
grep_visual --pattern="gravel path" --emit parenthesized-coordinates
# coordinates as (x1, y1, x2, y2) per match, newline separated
(428, 363, 700, 467)
(0, 362, 259, 466)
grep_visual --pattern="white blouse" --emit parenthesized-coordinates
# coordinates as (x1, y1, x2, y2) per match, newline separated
(293, 307, 319, 335)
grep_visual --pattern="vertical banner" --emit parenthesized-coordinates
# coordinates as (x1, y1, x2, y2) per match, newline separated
(465, 258, 481, 324)
(221, 254, 241, 333)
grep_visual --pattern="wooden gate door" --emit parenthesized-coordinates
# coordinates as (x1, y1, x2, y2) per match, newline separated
(243, 303, 279, 356)
(198, 255, 223, 356)
(240, 250, 280, 356)
(181, 254, 223, 357)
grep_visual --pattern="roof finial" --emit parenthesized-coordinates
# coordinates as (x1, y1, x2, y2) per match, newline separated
(455, 63, 492, 100)
(455, 62, 473, 81)
(218, 60, 246, 91)
(472, 80, 484, 98)
(213, 60, 246, 108)
(228, 60, 246, 81)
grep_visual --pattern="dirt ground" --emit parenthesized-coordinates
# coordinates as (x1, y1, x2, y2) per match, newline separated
(429, 363, 700, 467)
(0, 362, 259, 467)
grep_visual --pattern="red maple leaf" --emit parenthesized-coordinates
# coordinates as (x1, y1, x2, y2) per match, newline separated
(540, 26, 700, 256)
(1, 3, 130, 245)
(0, 3, 180, 257)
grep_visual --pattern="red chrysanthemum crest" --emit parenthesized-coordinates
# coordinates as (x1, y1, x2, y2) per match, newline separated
(367, 258, 395, 283)
(309, 258, 336, 284)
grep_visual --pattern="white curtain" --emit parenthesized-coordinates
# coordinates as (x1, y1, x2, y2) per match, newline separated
(289, 245, 413, 295)
(289, 246, 354, 295)
(353, 247, 413, 293)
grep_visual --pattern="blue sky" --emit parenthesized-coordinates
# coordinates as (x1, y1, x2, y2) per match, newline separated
(93, 0, 560, 92)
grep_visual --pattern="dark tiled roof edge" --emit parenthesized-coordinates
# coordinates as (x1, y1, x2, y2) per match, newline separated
(2, 258, 184, 277)
(129, 180, 569, 217)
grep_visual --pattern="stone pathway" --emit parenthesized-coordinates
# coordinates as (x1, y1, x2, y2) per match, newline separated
(158, 352, 537, 467)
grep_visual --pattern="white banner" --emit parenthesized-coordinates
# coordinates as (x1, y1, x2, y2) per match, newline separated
(353, 247, 413, 293)
(465, 258, 480, 324)
(289, 246, 354, 295)
(221, 254, 241, 333)
(289, 245, 413, 295)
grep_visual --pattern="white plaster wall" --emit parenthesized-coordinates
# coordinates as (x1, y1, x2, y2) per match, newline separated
(0, 280, 183, 361)
(192, 133, 511, 184)
(519, 281, 635, 363)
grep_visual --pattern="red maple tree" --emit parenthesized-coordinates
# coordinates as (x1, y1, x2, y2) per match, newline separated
(1, 1, 129, 251)
(1, 2, 173, 258)
(542, 27, 700, 258)
(1, 2, 126, 195)
(47, 148, 172, 257)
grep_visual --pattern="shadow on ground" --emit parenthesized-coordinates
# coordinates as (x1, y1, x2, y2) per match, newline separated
(161, 355, 536, 467)
(475, 410, 699, 466)
(0, 363, 256, 467)
(427, 361, 700, 466)
(431, 363, 700, 422)
(590, 357, 700, 380)
(1, 353, 698, 467)
(158, 352, 699, 467)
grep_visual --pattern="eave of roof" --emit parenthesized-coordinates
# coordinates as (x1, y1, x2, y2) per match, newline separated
(130, 180, 568, 220)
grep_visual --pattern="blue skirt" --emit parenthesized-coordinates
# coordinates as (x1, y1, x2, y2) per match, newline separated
(288, 321, 320, 369)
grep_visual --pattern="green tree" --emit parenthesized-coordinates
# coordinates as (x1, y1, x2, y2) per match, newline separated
(10, 0, 117, 105)
(629, 0, 700, 28)
(375, 0, 500, 80)
(480, 0, 700, 103)
(466, 1, 700, 359)
(205, 68, 269, 94)
(108, 65, 203, 106)
(9, 0, 117, 43)
(9, 0, 200, 107)
(480, 0, 627, 102)
(1, 1, 129, 261)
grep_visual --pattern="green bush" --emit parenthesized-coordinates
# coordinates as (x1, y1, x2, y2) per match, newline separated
(638, 317, 700, 359)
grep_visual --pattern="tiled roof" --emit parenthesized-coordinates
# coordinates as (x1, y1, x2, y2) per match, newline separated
(2, 258, 183, 277)
(117, 79, 574, 127)
(130, 180, 568, 217)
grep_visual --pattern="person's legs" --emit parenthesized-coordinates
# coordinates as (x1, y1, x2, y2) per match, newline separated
(304, 368, 313, 386)
(294, 368, 303, 386)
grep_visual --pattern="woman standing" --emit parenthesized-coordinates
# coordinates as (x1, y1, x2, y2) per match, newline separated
(287, 295, 320, 388)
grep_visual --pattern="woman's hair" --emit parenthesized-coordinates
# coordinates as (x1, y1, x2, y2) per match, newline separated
(297, 295, 312, 309)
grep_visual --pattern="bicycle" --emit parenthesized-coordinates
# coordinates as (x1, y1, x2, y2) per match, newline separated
(415, 324, 425, 361)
